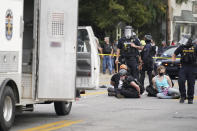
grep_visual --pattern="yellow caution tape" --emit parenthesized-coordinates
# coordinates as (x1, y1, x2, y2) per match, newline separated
(153, 57, 180, 60)
(99, 54, 117, 56)
(98, 54, 180, 59)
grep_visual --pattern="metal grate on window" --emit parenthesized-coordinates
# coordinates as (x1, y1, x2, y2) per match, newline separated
(48, 11, 65, 37)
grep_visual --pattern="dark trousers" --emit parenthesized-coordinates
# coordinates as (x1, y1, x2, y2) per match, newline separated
(178, 65, 196, 100)
(140, 64, 153, 87)
(108, 87, 119, 95)
(76, 89, 81, 98)
(118, 88, 139, 98)
(126, 60, 139, 80)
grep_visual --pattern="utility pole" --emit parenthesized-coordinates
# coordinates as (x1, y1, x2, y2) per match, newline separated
(166, 0, 172, 46)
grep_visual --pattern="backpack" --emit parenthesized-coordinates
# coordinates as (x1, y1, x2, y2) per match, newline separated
(181, 45, 197, 64)
(146, 85, 158, 97)
(141, 43, 155, 65)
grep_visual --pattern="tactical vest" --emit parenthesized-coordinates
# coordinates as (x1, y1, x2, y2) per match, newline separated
(181, 45, 197, 64)
(123, 39, 137, 58)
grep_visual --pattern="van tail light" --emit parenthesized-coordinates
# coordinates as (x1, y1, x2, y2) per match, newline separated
(88, 72, 91, 77)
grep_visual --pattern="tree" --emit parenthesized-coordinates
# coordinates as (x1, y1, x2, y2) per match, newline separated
(79, 0, 166, 41)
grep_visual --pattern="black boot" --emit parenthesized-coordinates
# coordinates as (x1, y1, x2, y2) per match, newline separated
(180, 97, 185, 104)
(188, 99, 193, 104)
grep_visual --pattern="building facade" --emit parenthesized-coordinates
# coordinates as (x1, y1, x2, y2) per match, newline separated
(170, 0, 197, 43)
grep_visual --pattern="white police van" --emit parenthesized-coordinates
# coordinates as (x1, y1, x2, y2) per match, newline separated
(76, 26, 100, 91)
(0, 0, 78, 130)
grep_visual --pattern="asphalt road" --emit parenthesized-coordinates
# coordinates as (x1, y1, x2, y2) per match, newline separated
(11, 74, 197, 131)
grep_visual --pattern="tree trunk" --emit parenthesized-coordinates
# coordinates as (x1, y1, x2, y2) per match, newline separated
(166, 0, 172, 46)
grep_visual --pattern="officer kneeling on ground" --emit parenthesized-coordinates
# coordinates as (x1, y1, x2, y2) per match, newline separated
(108, 64, 143, 98)
(172, 35, 197, 104)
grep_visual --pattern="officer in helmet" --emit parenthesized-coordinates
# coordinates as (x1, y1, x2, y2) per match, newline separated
(140, 34, 156, 88)
(115, 26, 142, 80)
(172, 34, 197, 104)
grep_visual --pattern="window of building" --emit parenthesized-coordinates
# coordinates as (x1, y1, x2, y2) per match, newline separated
(193, 1, 197, 14)
(180, 24, 191, 39)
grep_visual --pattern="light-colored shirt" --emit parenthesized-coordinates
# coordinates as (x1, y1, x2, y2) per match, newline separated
(118, 80, 123, 89)
(155, 75, 169, 93)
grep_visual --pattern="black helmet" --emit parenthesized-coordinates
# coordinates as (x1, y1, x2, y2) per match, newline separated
(119, 69, 127, 76)
(145, 34, 152, 41)
(187, 37, 193, 45)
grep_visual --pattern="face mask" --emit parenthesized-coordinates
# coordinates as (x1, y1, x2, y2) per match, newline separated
(159, 73, 164, 76)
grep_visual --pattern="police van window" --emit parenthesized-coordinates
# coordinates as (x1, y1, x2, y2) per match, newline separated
(77, 29, 91, 53)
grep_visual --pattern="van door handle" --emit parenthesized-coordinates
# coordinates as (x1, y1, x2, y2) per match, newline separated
(94, 67, 96, 70)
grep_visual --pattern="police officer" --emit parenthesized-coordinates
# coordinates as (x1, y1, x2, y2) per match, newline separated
(172, 35, 197, 104)
(115, 26, 142, 80)
(140, 34, 156, 88)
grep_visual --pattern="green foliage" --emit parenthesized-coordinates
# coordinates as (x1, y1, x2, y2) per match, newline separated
(79, 0, 167, 40)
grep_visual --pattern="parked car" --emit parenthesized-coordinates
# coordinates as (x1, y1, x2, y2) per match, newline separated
(154, 46, 181, 79)
(154, 45, 197, 79)
(156, 46, 177, 57)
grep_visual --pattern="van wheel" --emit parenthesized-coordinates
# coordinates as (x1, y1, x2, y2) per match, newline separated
(0, 86, 16, 131)
(54, 102, 72, 116)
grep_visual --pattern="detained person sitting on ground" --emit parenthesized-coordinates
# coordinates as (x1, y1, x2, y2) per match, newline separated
(116, 69, 141, 98)
(152, 66, 180, 99)
(108, 64, 142, 98)
(108, 64, 128, 96)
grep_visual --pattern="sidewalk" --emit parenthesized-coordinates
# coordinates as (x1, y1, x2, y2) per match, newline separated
(99, 73, 112, 86)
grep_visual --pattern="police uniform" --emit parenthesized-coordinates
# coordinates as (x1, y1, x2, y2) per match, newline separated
(140, 41, 156, 87)
(117, 37, 141, 79)
(174, 44, 197, 102)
